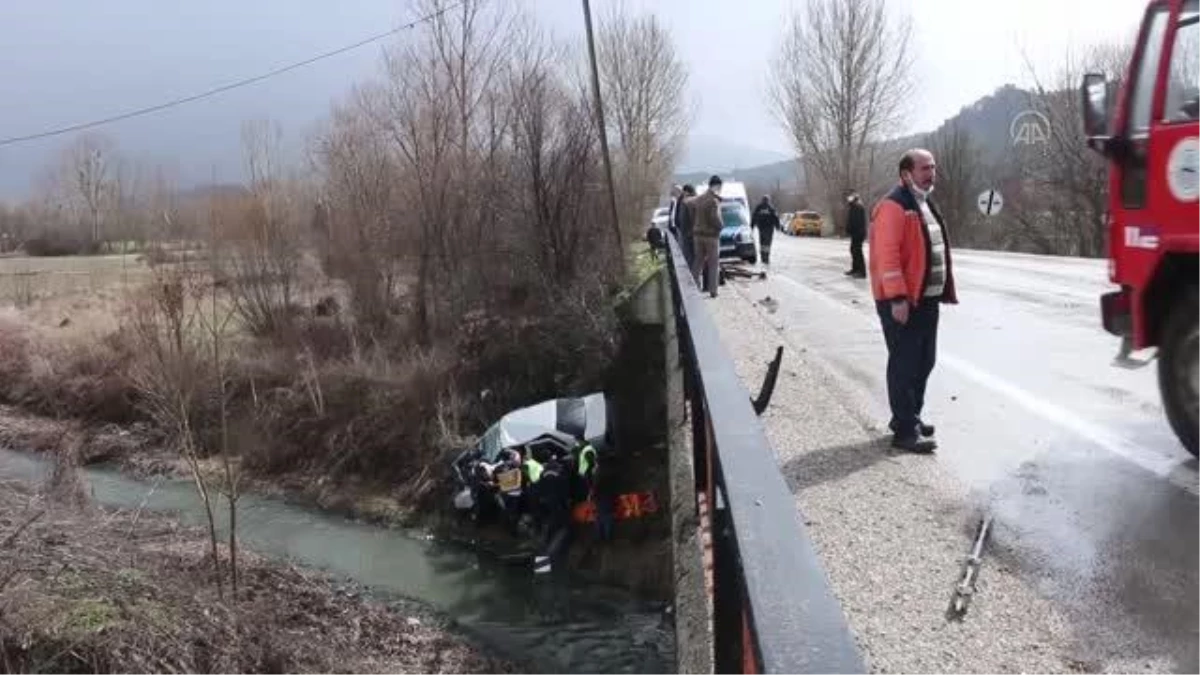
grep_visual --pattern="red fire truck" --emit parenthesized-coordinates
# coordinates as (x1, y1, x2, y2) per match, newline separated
(1081, 0, 1198, 456)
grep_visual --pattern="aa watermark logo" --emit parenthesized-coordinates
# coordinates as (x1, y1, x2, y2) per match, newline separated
(1010, 110, 1051, 146)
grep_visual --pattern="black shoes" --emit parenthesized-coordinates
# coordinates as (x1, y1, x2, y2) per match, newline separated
(891, 434, 937, 453)
(890, 419, 935, 437)
(889, 420, 936, 453)
(844, 269, 866, 278)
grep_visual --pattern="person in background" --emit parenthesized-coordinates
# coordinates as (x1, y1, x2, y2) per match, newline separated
(845, 189, 867, 278)
(751, 194, 780, 270)
(868, 149, 957, 453)
(667, 184, 682, 237)
(690, 175, 724, 298)
(676, 184, 697, 269)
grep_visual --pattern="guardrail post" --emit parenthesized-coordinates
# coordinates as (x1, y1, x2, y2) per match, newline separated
(713, 481, 753, 673)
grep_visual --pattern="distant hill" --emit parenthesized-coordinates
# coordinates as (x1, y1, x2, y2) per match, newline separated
(675, 157, 804, 191)
(674, 84, 1036, 192)
(675, 134, 793, 179)
(923, 84, 1033, 166)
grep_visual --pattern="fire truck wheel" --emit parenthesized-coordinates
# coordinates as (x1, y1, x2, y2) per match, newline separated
(1159, 284, 1199, 457)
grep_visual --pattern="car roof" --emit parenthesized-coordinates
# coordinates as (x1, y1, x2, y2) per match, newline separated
(476, 392, 607, 461)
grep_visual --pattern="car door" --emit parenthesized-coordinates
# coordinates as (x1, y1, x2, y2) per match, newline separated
(1150, 0, 1199, 250)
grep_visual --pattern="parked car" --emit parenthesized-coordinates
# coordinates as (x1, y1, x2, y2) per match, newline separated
(451, 393, 612, 523)
(779, 212, 795, 232)
(717, 200, 757, 264)
(790, 210, 823, 237)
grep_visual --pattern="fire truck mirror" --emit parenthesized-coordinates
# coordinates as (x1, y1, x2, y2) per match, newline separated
(1082, 72, 1111, 139)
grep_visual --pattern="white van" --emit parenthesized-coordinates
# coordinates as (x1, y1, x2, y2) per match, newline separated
(716, 181, 749, 211)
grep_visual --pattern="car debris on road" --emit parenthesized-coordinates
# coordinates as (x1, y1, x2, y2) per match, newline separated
(947, 514, 994, 621)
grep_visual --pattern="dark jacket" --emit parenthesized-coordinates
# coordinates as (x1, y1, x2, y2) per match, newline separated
(868, 182, 958, 305)
(691, 190, 723, 238)
(751, 202, 780, 231)
(675, 194, 693, 237)
(847, 199, 867, 239)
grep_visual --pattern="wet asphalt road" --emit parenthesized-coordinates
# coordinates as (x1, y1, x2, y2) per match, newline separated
(748, 235, 1198, 671)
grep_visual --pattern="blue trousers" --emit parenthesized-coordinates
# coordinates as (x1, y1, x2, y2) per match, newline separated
(876, 297, 939, 437)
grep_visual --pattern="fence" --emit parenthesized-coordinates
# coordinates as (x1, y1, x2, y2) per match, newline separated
(661, 230, 864, 673)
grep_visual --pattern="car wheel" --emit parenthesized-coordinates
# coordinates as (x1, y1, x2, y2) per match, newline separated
(1159, 284, 1199, 457)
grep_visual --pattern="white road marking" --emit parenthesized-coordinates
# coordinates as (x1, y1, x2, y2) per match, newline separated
(773, 272, 1197, 493)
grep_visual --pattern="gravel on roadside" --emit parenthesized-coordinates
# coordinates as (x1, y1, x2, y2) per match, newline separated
(703, 276, 1096, 674)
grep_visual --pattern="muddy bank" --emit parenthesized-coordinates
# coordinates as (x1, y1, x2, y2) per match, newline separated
(0, 405, 428, 525)
(0, 478, 515, 674)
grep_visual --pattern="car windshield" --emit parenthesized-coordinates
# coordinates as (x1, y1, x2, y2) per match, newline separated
(720, 202, 749, 228)
(799, 211, 820, 220)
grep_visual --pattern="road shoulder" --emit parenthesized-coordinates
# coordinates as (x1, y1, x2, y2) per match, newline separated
(706, 276, 1091, 673)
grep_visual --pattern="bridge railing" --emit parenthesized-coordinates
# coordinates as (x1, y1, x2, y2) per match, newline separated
(661, 230, 864, 674)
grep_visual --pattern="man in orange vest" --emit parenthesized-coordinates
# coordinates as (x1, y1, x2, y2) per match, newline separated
(868, 149, 958, 454)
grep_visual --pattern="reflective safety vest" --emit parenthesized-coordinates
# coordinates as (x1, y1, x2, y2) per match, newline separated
(523, 458, 543, 484)
(577, 443, 597, 478)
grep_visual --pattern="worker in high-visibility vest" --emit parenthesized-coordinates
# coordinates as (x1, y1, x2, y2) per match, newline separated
(572, 440, 613, 541)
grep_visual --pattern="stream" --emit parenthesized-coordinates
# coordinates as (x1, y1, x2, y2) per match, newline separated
(0, 448, 674, 673)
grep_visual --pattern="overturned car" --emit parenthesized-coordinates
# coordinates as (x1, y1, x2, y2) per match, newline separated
(451, 393, 612, 524)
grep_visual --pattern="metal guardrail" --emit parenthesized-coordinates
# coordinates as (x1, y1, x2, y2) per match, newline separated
(659, 230, 864, 673)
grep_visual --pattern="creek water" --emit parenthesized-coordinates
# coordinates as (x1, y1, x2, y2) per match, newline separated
(0, 448, 674, 673)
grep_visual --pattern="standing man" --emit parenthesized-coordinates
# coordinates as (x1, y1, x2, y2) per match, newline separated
(751, 195, 779, 269)
(868, 149, 957, 453)
(690, 175, 724, 298)
(845, 190, 867, 278)
(676, 184, 697, 269)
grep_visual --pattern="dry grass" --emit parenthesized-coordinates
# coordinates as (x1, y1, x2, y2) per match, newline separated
(0, 479, 514, 674)
(0, 254, 147, 315)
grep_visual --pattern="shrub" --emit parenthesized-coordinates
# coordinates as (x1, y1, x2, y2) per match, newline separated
(241, 346, 453, 485)
(22, 232, 102, 257)
(0, 321, 139, 423)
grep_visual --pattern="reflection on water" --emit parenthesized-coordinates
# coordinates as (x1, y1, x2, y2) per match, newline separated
(0, 448, 673, 673)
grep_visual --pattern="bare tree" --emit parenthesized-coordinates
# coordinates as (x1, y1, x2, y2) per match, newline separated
(202, 200, 241, 598)
(372, 0, 513, 341)
(1008, 41, 1132, 257)
(509, 25, 610, 286)
(128, 265, 225, 598)
(596, 5, 687, 238)
(219, 119, 303, 335)
(770, 0, 913, 233)
(62, 132, 120, 247)
(313, 86, 408, 329)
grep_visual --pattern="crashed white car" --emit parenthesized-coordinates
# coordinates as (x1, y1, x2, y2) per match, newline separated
(451, 393, 611, 515)
(651, 206, 671, 230)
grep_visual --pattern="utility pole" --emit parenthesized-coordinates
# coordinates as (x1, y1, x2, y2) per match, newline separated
(581, 0, 624, 253)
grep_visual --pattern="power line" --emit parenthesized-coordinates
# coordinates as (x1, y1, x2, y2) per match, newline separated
(0, 1, 467, 148)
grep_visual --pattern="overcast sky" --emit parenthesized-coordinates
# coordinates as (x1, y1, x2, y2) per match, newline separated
(0, 0, 1144, 198)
